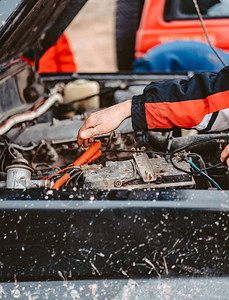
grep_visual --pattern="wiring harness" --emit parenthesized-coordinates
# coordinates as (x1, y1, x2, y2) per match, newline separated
(42, 141, 102, 189)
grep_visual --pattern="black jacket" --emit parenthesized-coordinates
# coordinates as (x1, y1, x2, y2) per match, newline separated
(132, 66, 229, 132)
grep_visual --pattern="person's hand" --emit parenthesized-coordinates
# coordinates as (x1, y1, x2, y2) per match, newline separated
(77, 100, 132, 147)
(221, 144, 229, 167)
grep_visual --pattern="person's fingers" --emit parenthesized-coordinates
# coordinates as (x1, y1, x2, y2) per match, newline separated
(221, 145, 229, 163)
(83, 139, 89, 148)
(77, 121, 87, 145)
(77, 117, 95, 145)
(77, 113, 99, 145)
(78, 137, 94, 148)
(77, 134, 84, 146)
(78, 138, 84, 146)
(80, 125, 104, 140)
(78, 139, 82, 146)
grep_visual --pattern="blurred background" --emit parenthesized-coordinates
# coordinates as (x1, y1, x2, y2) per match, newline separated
(51, 0, 229, 73)
(66, 0, 117, 72)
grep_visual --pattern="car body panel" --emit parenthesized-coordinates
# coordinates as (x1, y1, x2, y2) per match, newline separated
(135, 0, 229, 58)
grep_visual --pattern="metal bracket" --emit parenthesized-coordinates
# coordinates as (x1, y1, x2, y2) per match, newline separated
(133, 153, 156, 182)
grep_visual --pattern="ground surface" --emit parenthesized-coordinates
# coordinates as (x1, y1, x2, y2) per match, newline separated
(66, 0, 117, 72)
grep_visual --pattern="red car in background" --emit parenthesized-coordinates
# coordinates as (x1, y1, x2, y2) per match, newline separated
(116, 0, 229, 70)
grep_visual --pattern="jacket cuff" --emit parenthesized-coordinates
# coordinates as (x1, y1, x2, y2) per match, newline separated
(131, 94, 148, 131)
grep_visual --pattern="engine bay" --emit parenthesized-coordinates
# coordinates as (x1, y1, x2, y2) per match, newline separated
(1, 0, 229, 293)
(1, 59, 229, 289)
(0, 62, 229, 193)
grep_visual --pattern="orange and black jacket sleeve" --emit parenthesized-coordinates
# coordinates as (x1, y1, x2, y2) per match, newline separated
(132, 66, 229, 132)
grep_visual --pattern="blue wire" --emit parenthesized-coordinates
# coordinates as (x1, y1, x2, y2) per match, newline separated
(187, 160, 222, 190)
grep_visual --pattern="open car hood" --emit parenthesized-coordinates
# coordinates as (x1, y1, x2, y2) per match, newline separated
(0, 0, 88, 66)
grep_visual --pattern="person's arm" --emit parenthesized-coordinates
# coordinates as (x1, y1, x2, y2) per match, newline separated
(77, 66, 229, 162)
(132, 66, 229, 132)
(132, 66, 229, 166)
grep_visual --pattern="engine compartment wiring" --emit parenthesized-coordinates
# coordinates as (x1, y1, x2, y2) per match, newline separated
(187, 159, 222, 190)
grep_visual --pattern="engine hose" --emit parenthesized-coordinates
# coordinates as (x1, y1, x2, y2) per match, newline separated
(147, 132, 224, 152)
(0, 93, 63, 136)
